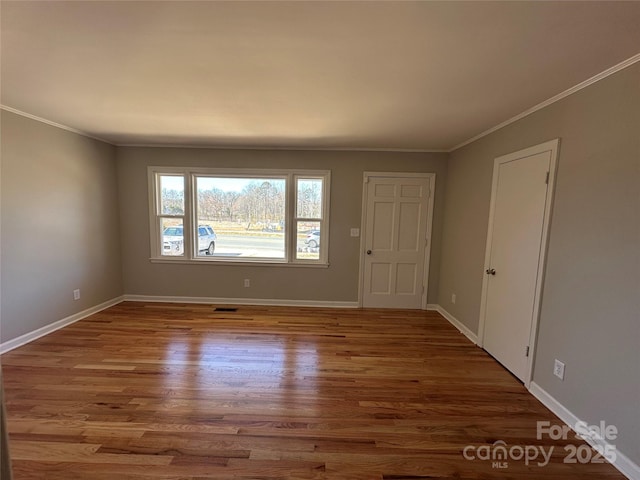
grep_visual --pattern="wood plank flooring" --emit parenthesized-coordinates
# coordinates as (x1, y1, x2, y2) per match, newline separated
(1, 302, 625, 479)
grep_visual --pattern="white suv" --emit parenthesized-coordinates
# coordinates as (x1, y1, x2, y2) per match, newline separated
(163, 225, 217, 255)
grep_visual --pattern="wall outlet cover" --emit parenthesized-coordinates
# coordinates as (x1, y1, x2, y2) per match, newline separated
(553, 359, 565, 380)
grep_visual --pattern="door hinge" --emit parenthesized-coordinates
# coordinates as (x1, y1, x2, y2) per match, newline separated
(525, 346, 530, 357)
(545, 172, 550, 184)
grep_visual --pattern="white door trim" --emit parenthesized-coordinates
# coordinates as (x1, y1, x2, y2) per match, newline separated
(478, 139, 560, 387)
(358, 172, 436, 309)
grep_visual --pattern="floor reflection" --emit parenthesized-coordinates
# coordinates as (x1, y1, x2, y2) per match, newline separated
(162, 329, 319, 418)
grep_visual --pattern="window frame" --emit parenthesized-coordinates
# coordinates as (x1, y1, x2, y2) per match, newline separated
(148, 167, 191, 259)
(148, 167, 330, 266)
(293, 174, 329, 265)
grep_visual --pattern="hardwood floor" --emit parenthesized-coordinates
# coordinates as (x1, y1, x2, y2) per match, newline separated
(1, 302, 625, 479)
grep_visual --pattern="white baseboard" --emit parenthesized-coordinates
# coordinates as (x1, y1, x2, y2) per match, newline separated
(529, 382, 639, 480)
(123, 294, 359, 309)
(0, 295, 124, 354)
(427, 304, 478, 344)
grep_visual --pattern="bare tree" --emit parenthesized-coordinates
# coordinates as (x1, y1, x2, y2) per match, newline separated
(197, 187, 224, 221)
(161, 188, 184, 215)
(297, 180, 322, 218)
(239, 180, 285, 228)
(222, 191, 241, 221)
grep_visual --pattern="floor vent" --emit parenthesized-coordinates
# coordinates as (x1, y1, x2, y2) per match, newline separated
(213, 307, 238, 312)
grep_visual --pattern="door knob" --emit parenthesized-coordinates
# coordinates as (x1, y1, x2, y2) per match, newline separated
(366, 250, 372, 255)
(486, 268, 496, 275)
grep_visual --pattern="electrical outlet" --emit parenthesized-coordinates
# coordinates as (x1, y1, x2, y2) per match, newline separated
(553, 359, 565, 380)
(243, 279, 250, 288)
(73, 289, 81, 301)
(451, 293, 456, 304)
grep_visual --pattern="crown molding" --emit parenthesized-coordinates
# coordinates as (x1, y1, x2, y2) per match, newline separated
(117, 143, 447, 153)
(0, 105, 116, 145)
(449, 52, 640, 152)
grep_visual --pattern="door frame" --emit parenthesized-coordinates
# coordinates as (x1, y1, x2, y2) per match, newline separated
(478, 139, 560, 387)
(358, 172, 436, 309)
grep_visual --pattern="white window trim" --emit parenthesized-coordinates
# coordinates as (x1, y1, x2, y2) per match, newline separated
(148, 167, 330, 266)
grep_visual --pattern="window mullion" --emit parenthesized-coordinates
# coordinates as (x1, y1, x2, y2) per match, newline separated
(151, 173, 161, 258)
(184, 172, 194, 259)
(286, 173, 295, 262)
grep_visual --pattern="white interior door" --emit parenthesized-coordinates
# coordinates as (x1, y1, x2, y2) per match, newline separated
(481, 140, 558, 382)
(362, 175, 431, 309)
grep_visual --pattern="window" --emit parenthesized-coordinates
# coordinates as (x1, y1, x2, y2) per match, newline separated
(157, 174, 185, 257)
(149, 168, 330, 265)
(295, 177, 324, 261)
(195, 175, 286, 259)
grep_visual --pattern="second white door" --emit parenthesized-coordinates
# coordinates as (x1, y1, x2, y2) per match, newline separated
(481, 140, 558, 382)
(362, 174, 431, 309)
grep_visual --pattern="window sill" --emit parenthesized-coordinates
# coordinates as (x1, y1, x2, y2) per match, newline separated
(149, 257, 330, 268)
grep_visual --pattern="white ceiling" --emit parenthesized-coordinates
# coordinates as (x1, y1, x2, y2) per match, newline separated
(2, 1, 640, 151)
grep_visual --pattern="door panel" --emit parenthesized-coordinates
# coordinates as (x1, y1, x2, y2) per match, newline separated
(400, 184, 422, 198)
(363, 176, 430, 309)
(372, 202, 394, 250)
(371, 263, 391, 294)
(398, 203, 420, 251)
(396, 263, 417, 294)
(375, 183, 396, 197)
(483, 151, 551, 381)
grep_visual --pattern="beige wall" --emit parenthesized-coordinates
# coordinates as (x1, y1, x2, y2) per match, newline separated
(0, 111, 123, 343)
(439, 63, 640, 464)
(117, 147, 447, 304)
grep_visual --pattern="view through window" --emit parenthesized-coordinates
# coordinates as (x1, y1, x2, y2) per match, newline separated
(195, 176, 286, 258)
(151, 169, 329, 264)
